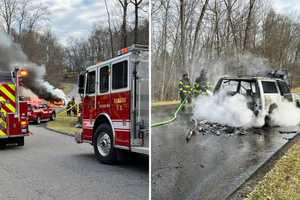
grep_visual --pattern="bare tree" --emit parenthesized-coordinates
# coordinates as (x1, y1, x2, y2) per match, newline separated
(130, 0, 143, 44)
(243, 0, 256, 52)
(191, 0, 210, 62)
(180, 0, 186, 71)
(0, 0, 17, 34)
(26, 3, 49, 32)
(118, 0, 129, 48)
(104, 0, 114, 57)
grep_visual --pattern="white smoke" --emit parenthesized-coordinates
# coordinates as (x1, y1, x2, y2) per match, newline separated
(192, 92, 300, 128)
(0, 31, 66, 101)
(270, 101, 300, 126)
(192, 91, 265, 128)
(191, 53, 271, 86)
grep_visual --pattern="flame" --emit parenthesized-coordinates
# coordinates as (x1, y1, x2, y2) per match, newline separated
(19, 69, 28, 77)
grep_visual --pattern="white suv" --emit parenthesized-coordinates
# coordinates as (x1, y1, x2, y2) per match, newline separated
(214, 77, 300, 125)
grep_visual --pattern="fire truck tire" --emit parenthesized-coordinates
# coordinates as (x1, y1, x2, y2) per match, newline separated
(93, 124, 117, 164)
(16, 137, 24, 146)
(50, 112, 56, 121)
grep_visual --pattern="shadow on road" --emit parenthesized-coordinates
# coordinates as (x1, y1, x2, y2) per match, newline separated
(72, 151, 149, 173)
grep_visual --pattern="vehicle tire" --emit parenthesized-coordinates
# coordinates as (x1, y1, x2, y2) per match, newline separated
(264, 104, 278, 127)
(93, 124, 117, 164)
(16, 137, 24, 146)
(264, 115, 271, 127)
(296, 100, 300, 108)
(36, 116, 41, 124)
(50, 112, 56, 121)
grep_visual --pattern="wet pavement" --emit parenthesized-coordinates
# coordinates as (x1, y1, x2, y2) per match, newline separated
(151, 106, 299, 200)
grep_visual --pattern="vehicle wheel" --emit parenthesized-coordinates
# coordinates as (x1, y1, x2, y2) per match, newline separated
(93, 124, 117, 164)
(264, 115, 271, 127)
(50, 112, 56, 121)
(36, 116, 41, 124)
(296, 100, 300, 108)
(16, 137, 24, 146)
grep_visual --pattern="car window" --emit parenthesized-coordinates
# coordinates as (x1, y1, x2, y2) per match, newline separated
(99, 66, 109, 93)
(240, 81, 251, 95)
(112, 60, 128, 90)
(262, 81, 278, 93)
(86, 71, 96, 94)
(220, 80, 239, 93)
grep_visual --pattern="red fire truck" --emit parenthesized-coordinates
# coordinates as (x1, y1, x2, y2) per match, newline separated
(0, 68, 29, 146)
(75, 45, 149, 164)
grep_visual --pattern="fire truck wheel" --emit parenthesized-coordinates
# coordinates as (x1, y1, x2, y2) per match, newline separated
(36, 116, 41, 124)
(50, 112, 56, 121)
(16, 137, 24, 146)
(93, 124, 117, 164)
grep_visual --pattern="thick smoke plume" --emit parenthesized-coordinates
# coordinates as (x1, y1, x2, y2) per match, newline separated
(192, 91, 265, 128)
(0, 32, 65, 101)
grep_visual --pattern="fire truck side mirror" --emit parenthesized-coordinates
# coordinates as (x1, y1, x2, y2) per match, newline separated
(78, 74, 85, 94)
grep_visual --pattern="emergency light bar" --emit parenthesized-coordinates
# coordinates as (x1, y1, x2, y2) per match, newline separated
(117, 44, 148, 56)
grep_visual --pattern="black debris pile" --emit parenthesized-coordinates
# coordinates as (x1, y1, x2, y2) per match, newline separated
(197, 120, 248, 136)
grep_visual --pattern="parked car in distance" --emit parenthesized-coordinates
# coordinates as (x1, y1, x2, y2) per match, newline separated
(28, 103, 56, 124)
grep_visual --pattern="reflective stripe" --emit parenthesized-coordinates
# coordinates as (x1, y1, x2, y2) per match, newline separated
(0, 129, 6, 137)
(0, 85, 15, 102)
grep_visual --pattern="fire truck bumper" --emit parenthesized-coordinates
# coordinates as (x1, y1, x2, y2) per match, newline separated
(75, 130, 83, 143)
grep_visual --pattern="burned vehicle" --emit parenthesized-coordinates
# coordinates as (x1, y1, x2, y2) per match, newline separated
(214, 76, 300, 126)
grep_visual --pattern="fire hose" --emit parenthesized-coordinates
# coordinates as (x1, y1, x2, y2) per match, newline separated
(151, 97, 187, 128)
(57, 104, 78, 116)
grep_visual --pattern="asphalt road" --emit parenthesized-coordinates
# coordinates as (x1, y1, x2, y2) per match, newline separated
(152, 106, 299, 200)
(0, 125, 148, 200)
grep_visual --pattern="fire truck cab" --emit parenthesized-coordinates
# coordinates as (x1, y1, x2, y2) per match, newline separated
(0, 69, 29, 147)
(75, 45, 149, 164)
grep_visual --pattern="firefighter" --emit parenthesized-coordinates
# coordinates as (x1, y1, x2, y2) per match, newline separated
(194, 69, 210, 97)
(66, 101, 72, 116)
(67, 97, 75, 116)
(178, 73, 193, 105)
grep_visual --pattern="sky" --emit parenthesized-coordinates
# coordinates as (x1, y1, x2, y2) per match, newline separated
(35, 0, 296, 46)
(36, 0, 148, 46)
(271, 0, 300, 17)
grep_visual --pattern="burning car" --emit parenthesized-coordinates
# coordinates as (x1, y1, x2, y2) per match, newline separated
(28, 103, 56, 124)
(214, 76, 300, 126)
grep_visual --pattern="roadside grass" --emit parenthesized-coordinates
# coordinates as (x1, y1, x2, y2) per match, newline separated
(292, 87, 300, 93)
(47, 111, 80, 135)
(246, 140, 300, 200)
(152, 100, 180, 107)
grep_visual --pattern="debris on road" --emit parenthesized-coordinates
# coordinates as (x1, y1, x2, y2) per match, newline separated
(186, 119, 249, 142)
(197, 120, 248, 136)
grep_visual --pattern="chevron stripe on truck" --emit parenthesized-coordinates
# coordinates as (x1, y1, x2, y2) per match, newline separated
(0, 69, 29, 146)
